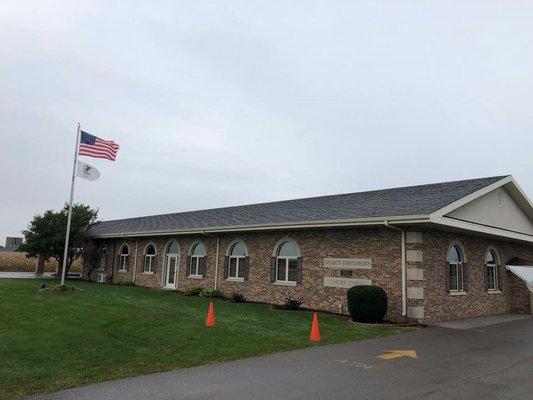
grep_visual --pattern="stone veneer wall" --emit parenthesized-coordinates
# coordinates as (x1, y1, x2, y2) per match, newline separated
(84, 226, 533, 322)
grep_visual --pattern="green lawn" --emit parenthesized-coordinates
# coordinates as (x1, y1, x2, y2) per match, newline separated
(0, 279, 406, 399)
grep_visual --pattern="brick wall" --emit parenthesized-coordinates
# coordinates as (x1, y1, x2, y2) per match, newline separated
(509, 273, 531, 314)
(84, 226, 533, 322)
(86, 228, 403, 320)
(405, 227, 533, 321)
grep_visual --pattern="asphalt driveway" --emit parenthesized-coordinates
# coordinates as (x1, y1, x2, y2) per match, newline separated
(30, 316, 533, 400)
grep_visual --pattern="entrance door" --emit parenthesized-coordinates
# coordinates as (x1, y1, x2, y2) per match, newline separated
(165, 255, 179, 288)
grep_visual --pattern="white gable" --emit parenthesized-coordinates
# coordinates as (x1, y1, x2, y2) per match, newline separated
(446, 188, 533, 235)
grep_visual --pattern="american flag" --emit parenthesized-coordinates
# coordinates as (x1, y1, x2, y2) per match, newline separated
(79, 130, 120, 161)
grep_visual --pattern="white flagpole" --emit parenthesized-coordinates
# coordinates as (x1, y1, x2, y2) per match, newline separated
(60, 123, 81, 286)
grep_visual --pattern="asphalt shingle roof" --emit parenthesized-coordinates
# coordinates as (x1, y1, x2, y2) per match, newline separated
(87, 176, 507, 237)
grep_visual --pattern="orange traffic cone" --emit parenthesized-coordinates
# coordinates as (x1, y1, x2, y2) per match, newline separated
(205, 301, 216, 327)
(310, 312, 321, 342)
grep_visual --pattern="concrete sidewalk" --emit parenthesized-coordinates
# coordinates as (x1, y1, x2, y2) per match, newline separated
(0, 272, 82, 279)
(426, 313, 531, 330)
(0, 272, 55, 279)
(29, 317, 533, 400)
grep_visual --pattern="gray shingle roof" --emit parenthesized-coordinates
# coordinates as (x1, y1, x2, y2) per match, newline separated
(88, 176, 508, 237)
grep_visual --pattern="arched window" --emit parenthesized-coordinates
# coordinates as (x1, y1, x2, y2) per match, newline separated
(189, 243, 206, 277)
(225, 242, 248, 280)
(99, 245, 107, 270)
(446, 245, 467, 292)
(118, 244, 130, 271)
(144, 244, 156, 273)
(272, 241, 301, 284)
(166, 241, 179, 255)
(485, 249, 500, 292)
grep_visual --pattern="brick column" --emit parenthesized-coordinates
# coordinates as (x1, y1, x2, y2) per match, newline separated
(406, 231, 425, 320)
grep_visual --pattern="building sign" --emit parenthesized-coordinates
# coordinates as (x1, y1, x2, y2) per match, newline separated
(324, 258, 372, 270)
(323, 277, 372, 288)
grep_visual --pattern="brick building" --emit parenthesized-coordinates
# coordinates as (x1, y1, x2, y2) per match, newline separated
(84, 176, 533, 322)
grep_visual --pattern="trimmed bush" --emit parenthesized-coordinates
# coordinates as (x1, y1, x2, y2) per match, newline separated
(284, 297, 302, 310)
(200, 288, 224, 298)
(184, 286, 203, 296)
(231, 291, 246, 303)
(116, 281, 135, 286)
(347, 285, 388, 323)
(42, 284, 84, 292)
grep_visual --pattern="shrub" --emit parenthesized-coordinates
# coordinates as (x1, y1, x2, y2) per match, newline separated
(200, 288, 224, 299)
(184, 286, 203, 296)
(231, 291, 246, 303)
(347, 285, 388, 323)
(284, 297, 302, 310)
(43, 284, 84, 292)
(116, 281, 135, 286)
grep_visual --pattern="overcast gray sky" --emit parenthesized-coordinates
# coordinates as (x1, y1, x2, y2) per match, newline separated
(1, 1, 532, 244)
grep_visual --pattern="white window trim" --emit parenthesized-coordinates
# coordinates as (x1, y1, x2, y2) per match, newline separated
(189, 255, 203, 277)
(276, 256, 297, 284)
(486, 262, 499, 292)
(449, 261, 464, 293)
(144, 254, 156, 273)
(142, 271, 155, 276)
(274, 281, 297, 287)
(488, 290, 502, 295)
(228, 255, 245, 280)
(98, 252, 107, 271)
(227, 276, 244, 283)
(450, 291, 467, 296)
(119, 254, 129, 271)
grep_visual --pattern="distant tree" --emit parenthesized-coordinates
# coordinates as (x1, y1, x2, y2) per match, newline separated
(20, 203, 99, 277)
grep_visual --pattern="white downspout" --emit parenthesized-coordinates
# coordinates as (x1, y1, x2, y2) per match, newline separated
(132, 239, 139, 284)
(385, 221, 407, 317)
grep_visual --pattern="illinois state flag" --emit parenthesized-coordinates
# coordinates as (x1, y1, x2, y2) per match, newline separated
(76, 161, 101, 181)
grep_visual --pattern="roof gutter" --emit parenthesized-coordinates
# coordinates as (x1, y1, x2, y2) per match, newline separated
(384, 220, 407, 317)
(89, 214, 431, 239)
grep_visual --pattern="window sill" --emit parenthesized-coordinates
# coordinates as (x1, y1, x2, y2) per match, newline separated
(227, 277, 244, 283)
(142, 272, 154, 276)
(488, 290, 502, 295)
(117, 269, 128, 273)
(97, 268, 105, 272)
(449, 291, 467, 296)
(274, 281, 297, 287)
(189, 274, 203, 280)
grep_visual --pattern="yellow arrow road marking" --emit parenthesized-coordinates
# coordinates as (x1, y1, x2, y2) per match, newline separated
(378, 352, 404, 360)
(377, 350, 418, 360)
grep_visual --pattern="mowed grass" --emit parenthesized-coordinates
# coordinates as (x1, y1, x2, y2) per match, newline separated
(0, 279, 405, 399)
